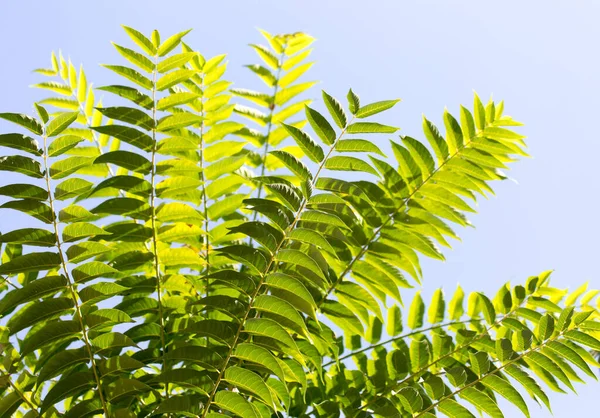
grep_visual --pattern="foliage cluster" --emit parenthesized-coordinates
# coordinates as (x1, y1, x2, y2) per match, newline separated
(0, 26, 598, 418)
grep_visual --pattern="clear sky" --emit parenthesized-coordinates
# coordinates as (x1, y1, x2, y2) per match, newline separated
(1, 1, 599, 416)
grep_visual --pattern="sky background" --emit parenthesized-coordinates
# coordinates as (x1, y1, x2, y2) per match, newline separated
(1, 0, 600, 416)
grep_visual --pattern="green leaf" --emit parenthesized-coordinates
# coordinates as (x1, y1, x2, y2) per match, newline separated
(164, 346, 223, 370)
(335, 139, 384, 155)
(62, 222, 110, 242)
(98, 85, 153, 109)
(102, 65, 153, 90)
(46, 112, 79, 137)
(40, 372, 95, 413)
(0, 275, 67, 315)
(66, 241, 110, 264)
(504, 364, 551, 411)
(403, 136, 435, 177)
(287, 228, 333, 253)
(122, 25, 156, 55)
(49, 156, 94, 179)
(305, 105, 336, 145)
(408, 291, 425, 329)
(279, 62, 313, 88)
(96, 106, 154, 130)
(156, 69, 197, 91)
(0, 133, 42, 155)
(443, 110, 464, 154)
(33, 81, 71, 95)
(325, 156, 379, 177)
(113, 43, 155, 72)
(346, 122, 399, 134)
(157, 92, 199, 110)
(387, 304, 403, 336)
(48, 135, 83, 157)
(7, 297, 73, 334)
(460, 388, 503, 418)
(545, 341, 596, 379)
(0, 155, 44, 178)
(0, 228, 55, 247)
(536, 313, 555, 341)
(214, 391, 260, 418)
(478, 292, 496, 325)
(157, 113, 203, 131)
(347, 89, 360, 114)
(158, 29, 192, 56)
(244, 318, 301, 359)
(55, 178, 93, 200)
(526, 351, 574, 391)
(269, 150, 312, 181)
(224, 366, 276, 409)
(73, 261, 119, 282)
(34, 103, 49, 123)
(322, 90, 347, 128)
(91, 125, 153, 151)
(481, 374, 530, 418)
(282, 123, 324, 163)
(448, 285, 465, 320)
(20, 320, 80, 355)
(438, 399, 477, 418)
(158, 52, 197, 73)
(265, 272, 318, 320)
(428, 288, 445, 324)
(423, 116, 449, 164)
(356, 99, 400, 118)
(277, 249, 326, 280)
(38, 347, 88, 384)
(92, 332, 137, 353)
(233, 343, 286, 383)
(564, 329, 600, 350)
(0, 113, 43, 135)
(63, 399, 103, 418)
(98, 354, 145, 376)
(250, 44, 279, 69)
(0, 183, 47, 200)
(0, 199, 53, 223)
(254, 294, 308, 337)
(94, 150, 152, 174)
(152, 395, 203, 417)
(0, 251, 61, 275)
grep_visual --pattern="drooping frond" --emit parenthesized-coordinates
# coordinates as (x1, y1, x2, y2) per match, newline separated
(321, 273, 600, 418)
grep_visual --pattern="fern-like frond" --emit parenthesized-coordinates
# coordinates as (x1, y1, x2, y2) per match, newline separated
(320, 272, 600, 417)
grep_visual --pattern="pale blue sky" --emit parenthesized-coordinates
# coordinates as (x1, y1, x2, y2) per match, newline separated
(1, 1, 599, 416)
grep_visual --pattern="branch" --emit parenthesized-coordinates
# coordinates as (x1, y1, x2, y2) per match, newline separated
(41, 131, 109, 417)
(324, 318, 482, 367)
(200, 113, 355, 417)
(149, 53, 169, 402)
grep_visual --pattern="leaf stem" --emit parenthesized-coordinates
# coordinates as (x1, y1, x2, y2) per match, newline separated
(198, 70, 210, 298)
(149, 54, 169, 402)
(253, 47, 286, 205)
(323, 318, 481, 367)
(41, 132, 109, 417)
